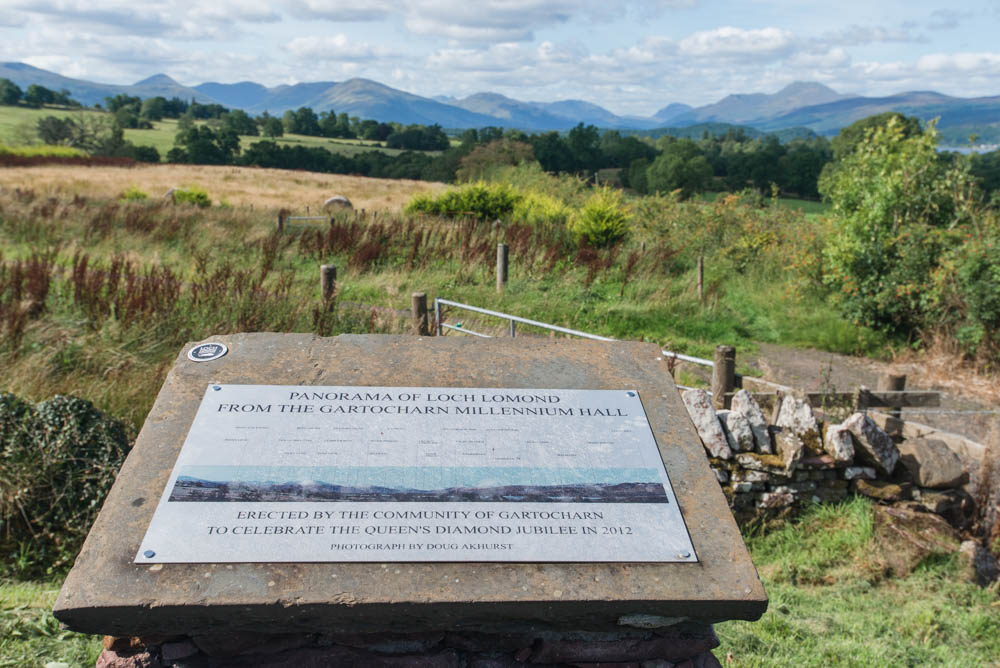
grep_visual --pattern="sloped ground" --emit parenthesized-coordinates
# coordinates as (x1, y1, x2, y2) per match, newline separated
(745, 343, 997, 445)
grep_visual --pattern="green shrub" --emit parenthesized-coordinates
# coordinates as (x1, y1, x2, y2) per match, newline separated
(0, 393, 130, 577)
(174, 185, 211, 208)
(820, 119, 977, 334)
(0, 143, 87, 158)
(404, 181, 521, 221)
(512, 190, 572, 227)
(119, 185, 148, 201)
(569, 187, 631, 247)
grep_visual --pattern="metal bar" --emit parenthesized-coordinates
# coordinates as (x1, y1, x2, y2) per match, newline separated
(892, 408, 999, 415)
(440, 323, 492, 338)
(675, 384, 698, 391)
(434, 299, 442, 336)
(661, 350, 715, 367)
(510, 319, 516, 338)
(435, 299, 614, 341)
(287, 216, 329, 221)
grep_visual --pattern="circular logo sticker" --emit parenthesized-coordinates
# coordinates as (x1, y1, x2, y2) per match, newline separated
(187, 342, 228, 362)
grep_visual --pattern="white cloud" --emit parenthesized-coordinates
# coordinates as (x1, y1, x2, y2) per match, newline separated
(679, 26, 795, 59)
(917, 51, 1000, 72)
(287, 35, 396, 62)
(11, 0, 279, 39)
(285, 0, 395, 22)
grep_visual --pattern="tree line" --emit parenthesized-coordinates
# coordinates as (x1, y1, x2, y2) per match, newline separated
(6, 77, 1000, 203)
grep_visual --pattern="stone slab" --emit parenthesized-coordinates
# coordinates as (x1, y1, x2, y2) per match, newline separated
(54, 334, 766, 636)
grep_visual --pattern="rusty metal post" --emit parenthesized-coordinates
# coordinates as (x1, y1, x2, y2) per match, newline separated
(320, 265, 337, 301)
(712, 345, 736, 410)
(496, 243, 508, 293)
(412, 292, 429, 336)
(276, 211, 287, 234)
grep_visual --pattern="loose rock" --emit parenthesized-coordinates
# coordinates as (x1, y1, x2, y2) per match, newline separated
(772, 427, 805, 472)
(842, 412, 899, 475)
(775, 394, 822, 452)
(323, 195, 353, 210)
(898, 438, 968, 489)
(731, 389, 772, 453)
(823, 423, 855, 463)
(844, 466, 876, 480)
(959, 540, 1000, 586)
(717, 409, 754, 452)
(682, 389, 732, 459)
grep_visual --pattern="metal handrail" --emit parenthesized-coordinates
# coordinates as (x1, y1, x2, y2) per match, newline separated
(432, 297, 786, 393)
(433, 298, 614, 341)
(660, 350, 714, 367)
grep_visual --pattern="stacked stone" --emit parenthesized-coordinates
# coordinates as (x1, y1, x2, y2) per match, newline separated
(682, 388, 972, 523)
(96, 621, 724, 667)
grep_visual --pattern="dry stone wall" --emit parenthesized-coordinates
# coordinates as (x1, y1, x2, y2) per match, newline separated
(682, 389, 975, 527)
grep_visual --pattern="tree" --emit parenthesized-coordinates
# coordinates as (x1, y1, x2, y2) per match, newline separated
(646, 139, 713, 198)
(529, 132, 574, 173)
(171, 125, 239, 164)
(261, 116, 283, 138)
(566, 123, 601, 173)
(455, 139, 534, 181)
(0, 78, 22, 105)
(24, 84, 56, 107)
(830, 112, 922, 162)
(104, 94, 141, 113)
(820, 118, 978, 333)
(140, 97, 167, 121)
(220, 109, 258, 136)
(36, 116, 76, 145)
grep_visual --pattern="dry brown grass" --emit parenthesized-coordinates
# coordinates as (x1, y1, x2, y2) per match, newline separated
(0, 163, 451, 212)
(891, 337, 1000, 407)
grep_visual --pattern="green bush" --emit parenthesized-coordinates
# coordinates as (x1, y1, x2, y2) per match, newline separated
(119, 185, 148, 201)
(174, 185, 212, 208)
(405, 181, 521, 221)
(512, 190, 572, 227)
(569, 187, 631, 247)
(0, 393, 129, 576)
(820, 119, 978, 334)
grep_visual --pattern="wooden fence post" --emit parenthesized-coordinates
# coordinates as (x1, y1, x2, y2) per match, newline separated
(697, 255, 704, 302)
(320, 265, 337, 301)
(276, 210, 287, 234)
(712, 345, 736, 410)
(878, 372, 906, 436)
(496, 243, 509, 293)
(411, 292, 429, 336)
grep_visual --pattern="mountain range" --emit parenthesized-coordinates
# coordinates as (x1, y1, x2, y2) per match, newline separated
(2, 61, 998, 142)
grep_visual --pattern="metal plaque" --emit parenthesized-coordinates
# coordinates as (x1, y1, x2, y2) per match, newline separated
(136, 385, 697, 563)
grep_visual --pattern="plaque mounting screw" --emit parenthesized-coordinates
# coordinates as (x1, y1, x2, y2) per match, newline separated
(627, 391, 636, 397)
(144, 550, 155, 558)
(678, 551, 691, 559)
(213, 386, 221, 391)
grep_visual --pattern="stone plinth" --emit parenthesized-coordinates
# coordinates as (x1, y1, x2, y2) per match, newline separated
(55, 334, 766, 643)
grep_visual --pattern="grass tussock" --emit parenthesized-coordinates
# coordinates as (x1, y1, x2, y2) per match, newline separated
(718, 497, 1000, 666)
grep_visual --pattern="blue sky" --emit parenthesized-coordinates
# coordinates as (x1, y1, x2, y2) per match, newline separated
(1, 1, 998, 115)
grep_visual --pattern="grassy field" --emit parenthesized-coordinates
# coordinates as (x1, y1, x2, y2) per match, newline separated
(0, 105, 428, 159)
(3, 165, 991, 666)
(0, 164, 883, 431)
(3, 498, 996, 667)
(0, 163, 448, 212)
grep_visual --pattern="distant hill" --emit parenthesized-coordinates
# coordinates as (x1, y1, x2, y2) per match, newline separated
(0, 62, 218, 106)
(668, 82, 850, 126)
(2, 61, 998, 140)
